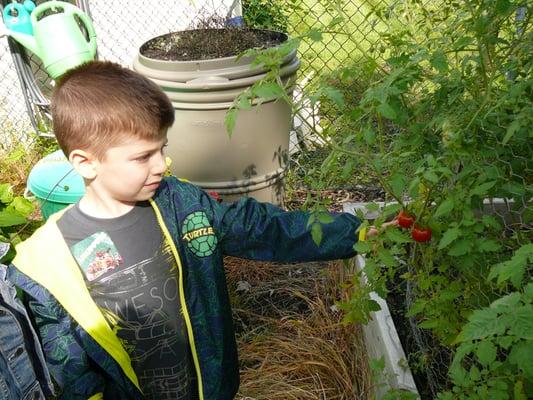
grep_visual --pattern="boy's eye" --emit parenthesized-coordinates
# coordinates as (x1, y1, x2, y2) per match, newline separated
(135, 154, 151, 161)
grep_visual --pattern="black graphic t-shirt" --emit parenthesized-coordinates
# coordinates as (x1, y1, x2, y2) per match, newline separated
(57, 202, 196, 400)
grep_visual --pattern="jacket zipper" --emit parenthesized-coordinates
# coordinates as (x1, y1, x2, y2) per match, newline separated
(149, 200, 205, 400)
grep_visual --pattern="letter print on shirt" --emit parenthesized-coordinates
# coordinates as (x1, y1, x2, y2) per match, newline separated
(70, 232, 193, 400)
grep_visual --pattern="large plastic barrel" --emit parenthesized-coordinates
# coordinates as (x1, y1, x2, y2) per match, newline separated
(133, 30, 300, 205)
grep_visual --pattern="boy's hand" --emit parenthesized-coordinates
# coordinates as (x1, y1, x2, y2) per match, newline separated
(365, 219, 399, 239)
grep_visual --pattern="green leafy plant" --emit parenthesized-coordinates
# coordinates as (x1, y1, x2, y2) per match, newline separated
(229, 0, 532, 397)
(0, 183, 34, 263)
(369, 356, 419, 400)
(242, 0, 295, 32)
(438, 244, 533, 399)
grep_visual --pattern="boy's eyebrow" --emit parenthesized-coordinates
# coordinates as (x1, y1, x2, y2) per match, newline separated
(130, 140, 168, 157)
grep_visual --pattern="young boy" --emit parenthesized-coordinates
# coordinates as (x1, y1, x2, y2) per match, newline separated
(8, 61, 365, 400)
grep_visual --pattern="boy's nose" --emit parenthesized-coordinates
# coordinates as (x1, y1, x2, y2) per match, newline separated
(152, 153, 167, 175)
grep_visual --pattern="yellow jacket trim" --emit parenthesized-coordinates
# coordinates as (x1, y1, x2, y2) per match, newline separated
(88, 393, 103, 400)
(358, 226, 367, 242)
(12, 208, 141, 392)
(149, 199, 204, 400)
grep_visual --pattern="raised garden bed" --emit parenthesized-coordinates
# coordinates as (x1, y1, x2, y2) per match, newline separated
(343, 198, 529, 399)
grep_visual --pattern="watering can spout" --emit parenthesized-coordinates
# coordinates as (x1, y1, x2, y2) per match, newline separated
(7, 31, 39, 56)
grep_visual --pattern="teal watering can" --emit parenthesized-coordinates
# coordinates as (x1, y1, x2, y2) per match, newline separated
(2, 1, 96, 79)
(3, 1, 36, 35)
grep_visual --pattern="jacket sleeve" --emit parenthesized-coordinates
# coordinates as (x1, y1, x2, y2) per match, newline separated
(25, 295, 107, 399)
(204, 192, 361, 262)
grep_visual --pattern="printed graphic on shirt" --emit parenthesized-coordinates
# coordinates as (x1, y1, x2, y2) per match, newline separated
(70, 232, 123, 281)
(87, 240, 193, 400)
(181, 211, 217, 257)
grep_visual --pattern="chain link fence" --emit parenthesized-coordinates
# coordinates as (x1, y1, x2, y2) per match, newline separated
(0, 0, 241, 146)
(1, 0, 425, 163)
(0, 0, 391, 155)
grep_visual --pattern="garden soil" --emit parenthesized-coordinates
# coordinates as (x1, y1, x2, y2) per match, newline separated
(140, 28, 286, 61)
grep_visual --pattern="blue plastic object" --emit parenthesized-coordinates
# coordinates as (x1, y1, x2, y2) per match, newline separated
(27, 150, 85, 220)
(2, 1, 35, 35)
(23, 0, 36, 13)
(225, 16, 244, 27)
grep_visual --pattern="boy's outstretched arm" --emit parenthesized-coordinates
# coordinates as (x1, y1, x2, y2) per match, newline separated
(210, 195, 362, 262)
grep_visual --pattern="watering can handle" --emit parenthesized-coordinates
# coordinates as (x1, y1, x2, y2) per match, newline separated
(31, 1, 97, 55)
(31, 1, 64, 23)
(71, 8, 97, 55)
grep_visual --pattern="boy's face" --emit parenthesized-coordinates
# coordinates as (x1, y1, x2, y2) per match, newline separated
(89, 134, 168, 208)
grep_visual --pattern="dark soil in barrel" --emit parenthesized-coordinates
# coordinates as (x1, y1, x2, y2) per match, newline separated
(140, 28, 287, 61)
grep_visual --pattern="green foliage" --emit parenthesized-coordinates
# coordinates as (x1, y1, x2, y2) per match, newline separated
(322, 0, 531, 396)
(231, 0, 531, 396)
(0, 183, 34, 263)
(242, 0, 294, 32)
(225, 35, 301, 137)
(369, 356, 419, 400)
(440, 274, 533, 399)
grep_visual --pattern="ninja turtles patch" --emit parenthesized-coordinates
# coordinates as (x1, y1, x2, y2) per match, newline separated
(181, 211, 218, 257)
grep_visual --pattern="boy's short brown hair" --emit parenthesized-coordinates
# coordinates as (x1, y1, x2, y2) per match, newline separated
(51, 60, 174, 159)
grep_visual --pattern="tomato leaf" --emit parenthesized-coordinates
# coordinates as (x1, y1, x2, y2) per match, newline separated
(430, 51, 448, 72)
(385, 228, 411, 244)
(354, 241, 371, 254)
(311, 223, 323, 246)
(0, 209, 26, 227)
(439, 227, 461, 249)
(377, 102, 397, 120)
(434, 198, 455, 218)
(225, 108, 237, 138)
(253, 82, 285, 100)
(475, 341, 497, 366)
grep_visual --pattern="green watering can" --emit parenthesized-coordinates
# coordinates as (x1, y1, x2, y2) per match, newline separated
(3, 1, 96, 79)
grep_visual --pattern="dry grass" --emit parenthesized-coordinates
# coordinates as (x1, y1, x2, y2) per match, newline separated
(225, 257, 373, 400)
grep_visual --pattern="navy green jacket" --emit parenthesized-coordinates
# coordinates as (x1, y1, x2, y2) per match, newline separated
(9, 177, 360, 399)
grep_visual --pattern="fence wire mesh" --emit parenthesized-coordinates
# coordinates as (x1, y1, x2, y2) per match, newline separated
(0, 0, 240, 146)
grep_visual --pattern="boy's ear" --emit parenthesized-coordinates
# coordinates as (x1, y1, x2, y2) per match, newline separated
(69, 149, 98, 180)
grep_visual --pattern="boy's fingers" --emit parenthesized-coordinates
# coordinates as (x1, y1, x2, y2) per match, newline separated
(364, 219, 399, 239)
(382, 219, 399, 229)
(365, 226, 379, 238)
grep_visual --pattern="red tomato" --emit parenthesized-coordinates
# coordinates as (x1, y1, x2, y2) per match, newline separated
(411, 225, 432, 242)
(208, 191, 223, 203)
(398, 210, 415, 229)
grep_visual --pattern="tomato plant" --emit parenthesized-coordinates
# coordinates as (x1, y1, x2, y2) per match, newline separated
(232, 0, 532, 397)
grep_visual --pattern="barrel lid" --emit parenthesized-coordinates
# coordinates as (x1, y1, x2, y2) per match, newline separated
(27, 150, 85, 203)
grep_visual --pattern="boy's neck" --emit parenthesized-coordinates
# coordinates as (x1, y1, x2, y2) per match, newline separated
(78, 190, 136, 219)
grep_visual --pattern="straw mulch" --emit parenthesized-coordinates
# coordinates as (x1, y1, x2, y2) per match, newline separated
(225, 256, 373, 400)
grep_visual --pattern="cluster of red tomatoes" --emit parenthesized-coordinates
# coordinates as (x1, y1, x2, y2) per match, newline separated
(397, 210, 432, 242)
